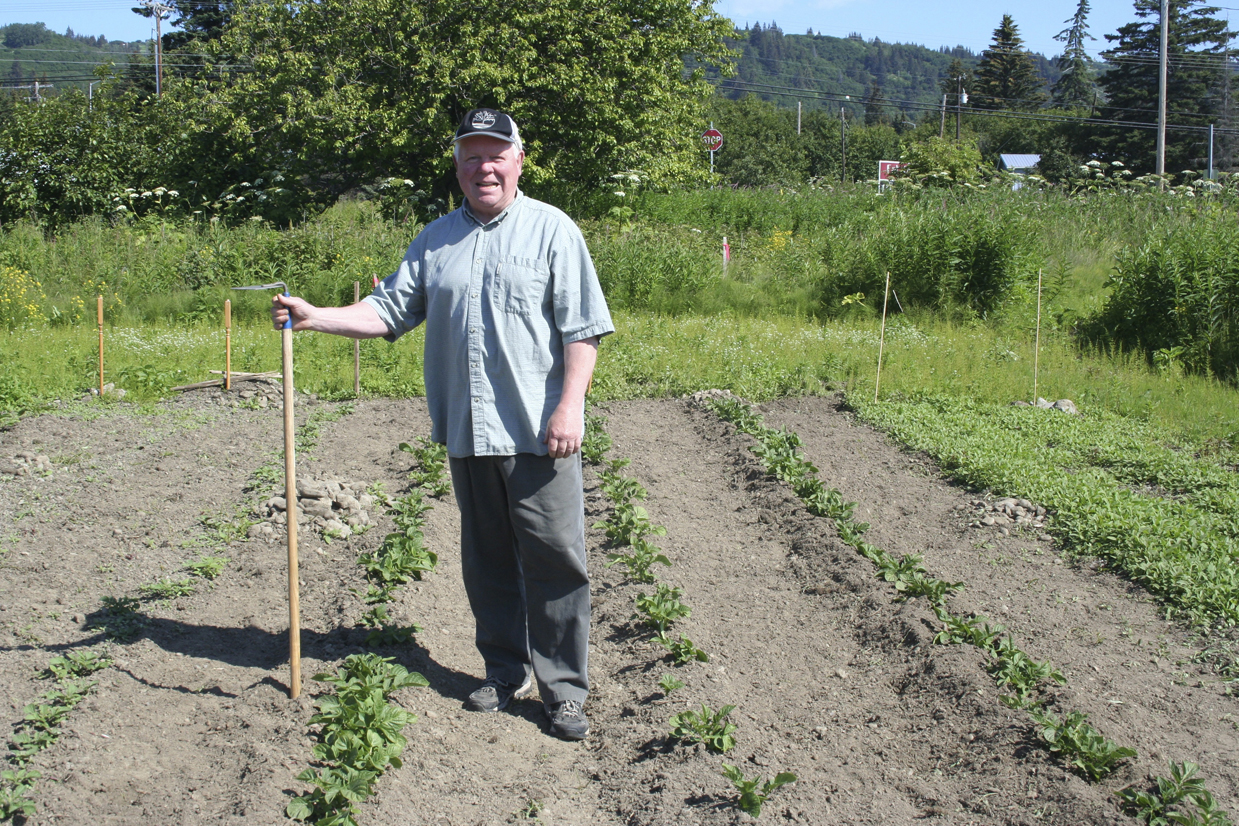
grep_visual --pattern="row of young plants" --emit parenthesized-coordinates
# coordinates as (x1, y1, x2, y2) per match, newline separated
(849, 393, 1239, 637)
(285, 435, 448, 825)
(0, 651, 112, 820)
(704, 397, 1237, 822)
(583, 408, 795, 819)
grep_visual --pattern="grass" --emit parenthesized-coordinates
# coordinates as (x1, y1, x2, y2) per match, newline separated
(3, 308, 1238, 444)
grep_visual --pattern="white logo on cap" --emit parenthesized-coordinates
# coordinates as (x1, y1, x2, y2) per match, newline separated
(472, 111, 497, 128)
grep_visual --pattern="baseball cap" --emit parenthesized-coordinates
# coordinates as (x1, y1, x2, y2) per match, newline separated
(453, 108, 522, 147)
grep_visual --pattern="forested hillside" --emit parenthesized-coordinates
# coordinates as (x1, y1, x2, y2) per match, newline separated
(715, 24, 1060, 114)
(0, 22, 140, 94)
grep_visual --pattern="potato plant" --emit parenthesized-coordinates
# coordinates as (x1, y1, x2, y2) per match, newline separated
(1118, 762, 1235, 826)
(594, 503, 666, 546)
(286, 654, 428, 826)
(0, 649, 111, 818)
(1029, 708, 1136, 781)
(635, 584, 691, 635)
(722, 764, 797, 818)
(605, 537, 671, 584)
(655, 631, 709, 665)
(668, 704, 737, 753)
(398, 437, 450, 497)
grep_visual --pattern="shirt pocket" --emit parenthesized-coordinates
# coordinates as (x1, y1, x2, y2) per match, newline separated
(494, 260, 550, 316)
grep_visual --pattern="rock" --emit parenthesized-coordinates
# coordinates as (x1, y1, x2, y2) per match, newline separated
(297, 479, 330, 499)
(1052, 399, 1080, 415)
(980, 516, 996, 526)
(358, 494, 376, 511)
(301, 499, 335, 520)
(323, 519, 352, 540)
(267, 496, 287, 511)
(334, 493, 360, 512)
(835, 668, 848, 680)
(1035, 397, 1053, 409)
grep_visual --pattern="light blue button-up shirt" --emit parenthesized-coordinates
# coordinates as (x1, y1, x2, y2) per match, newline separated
(363, 191, 614, 458)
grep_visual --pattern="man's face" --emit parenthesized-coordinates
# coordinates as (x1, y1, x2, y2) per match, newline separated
(454, 135, 524, 221)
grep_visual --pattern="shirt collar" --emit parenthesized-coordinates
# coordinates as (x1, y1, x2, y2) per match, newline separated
(463, 189, 524, 227)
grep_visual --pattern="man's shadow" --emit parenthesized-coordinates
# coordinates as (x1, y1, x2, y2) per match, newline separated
(1, 605, 477, 704)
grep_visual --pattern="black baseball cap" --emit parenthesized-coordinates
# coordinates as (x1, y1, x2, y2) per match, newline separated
(453, 108, 522, 146)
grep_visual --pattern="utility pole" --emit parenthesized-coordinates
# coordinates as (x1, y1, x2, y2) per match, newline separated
(956, 75, 965, 141)
(139, 0, 173, 97)
(840, 106, 847, 183)
(1156, 0, 1168, 188)
(939, 94, 947, 139)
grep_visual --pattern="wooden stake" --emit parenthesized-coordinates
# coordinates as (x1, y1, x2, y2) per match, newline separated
(353, 281, 361, 396)
(282, 324, 301, 699)
(1033, 269, 1043, 404)
(97, 295, 104, 396)
(874, 272, 891, 404)
(224, 299, 232, 391)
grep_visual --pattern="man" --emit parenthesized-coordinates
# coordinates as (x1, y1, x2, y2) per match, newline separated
(271, 108, 613, 741)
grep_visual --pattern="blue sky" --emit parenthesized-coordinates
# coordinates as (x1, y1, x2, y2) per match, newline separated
(0, 0, 1229, 57)
(713, 0, 1178, 60)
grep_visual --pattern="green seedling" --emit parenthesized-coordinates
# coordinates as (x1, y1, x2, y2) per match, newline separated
(655, 631, 709, 665)
(287, 654, 428, 825)
(658, 674, 685, 695)
(1030, 708, 1136, 781)
(933, 610, 1008, 650)
(749, 428, 813, 485)
(90, 595, 145, 641)
(44, 650, 111, 680)
(0, 768, 39, 819)
(1118, 761, 1234, 826)
(605, 537, 671, 584)
(185, 554, 229, 580)
(581, 412, 612, 465)
(722, 764, 797, 818)
(594, 502, 666, 546)
(669, 703, 737, 753)
(139, 578, 196, 601)
(400, 438, 451, 496)
(635, 584, 691, 634)
(360, 530, 438, 586)
(990, 647, 1065, 707)
(598, 472, 647, 505)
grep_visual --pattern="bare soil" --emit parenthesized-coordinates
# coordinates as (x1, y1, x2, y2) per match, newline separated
(1, 392, 1236, 826)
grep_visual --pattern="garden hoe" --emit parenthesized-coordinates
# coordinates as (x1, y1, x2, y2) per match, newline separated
(233, 281, 302, 698)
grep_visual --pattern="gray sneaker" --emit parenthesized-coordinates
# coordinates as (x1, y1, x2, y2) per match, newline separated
(545, 699, 589, 741)
(466, 675, 532, 713)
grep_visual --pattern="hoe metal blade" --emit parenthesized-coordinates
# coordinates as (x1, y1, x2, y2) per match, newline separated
(232, 281, 288, 292)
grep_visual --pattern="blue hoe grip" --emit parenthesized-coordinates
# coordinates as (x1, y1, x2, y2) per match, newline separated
(283, 290, 292, 330)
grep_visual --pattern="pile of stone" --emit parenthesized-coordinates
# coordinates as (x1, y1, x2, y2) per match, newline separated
(966, 497, 1048, 534)
(249, 477, 379, 542)
(81, 382, 127, 401)
(1012, 397, 1079, 415)
(0, 452, 53, 476)
(233, 379, 319, 410)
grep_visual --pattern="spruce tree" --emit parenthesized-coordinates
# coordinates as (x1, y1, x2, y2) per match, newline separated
(972, 14, 1048, 110)
(1053, 0, 1099, 108)
(1098, 0, 1233, 173)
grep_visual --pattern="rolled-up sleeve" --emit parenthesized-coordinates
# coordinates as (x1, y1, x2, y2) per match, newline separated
(362, 241, 426, 342)
(550, 222, 615, 345)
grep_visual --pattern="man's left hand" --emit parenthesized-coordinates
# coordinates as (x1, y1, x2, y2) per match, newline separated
(544, 405, 583, 458)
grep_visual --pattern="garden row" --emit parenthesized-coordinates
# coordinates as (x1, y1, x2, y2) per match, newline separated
(583, 408, 796, 818)
(707, 396, 1234, 825)
(285, 436, 451, 826)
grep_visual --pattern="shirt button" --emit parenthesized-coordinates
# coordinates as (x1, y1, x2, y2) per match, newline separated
(472, 293, 479, 298)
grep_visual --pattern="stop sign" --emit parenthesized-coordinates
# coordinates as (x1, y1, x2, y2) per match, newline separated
(701, 128, 723, 152)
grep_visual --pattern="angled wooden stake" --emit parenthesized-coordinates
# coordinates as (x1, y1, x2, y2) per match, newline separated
(875, 272, 891, 404)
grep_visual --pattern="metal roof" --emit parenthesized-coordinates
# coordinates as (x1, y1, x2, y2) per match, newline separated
(1000, 153, 1041, 170)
